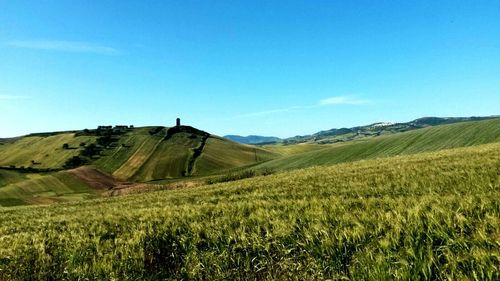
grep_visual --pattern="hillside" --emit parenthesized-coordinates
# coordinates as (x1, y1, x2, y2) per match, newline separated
(283, 116, 499, 144)
(1, 142, 498, 279)
(0, 170, 26, 187)
(262, 143, 329, 155)
(194, 136, 276, 174)
(0, 125, 278, 181)
(224, 135, 281, 144)
(0, 125, 279, 206)
(108, 126, 277, 181)
(255, 118, 500, 171)
(0, 167, 112, 207)
(2, 118, 499, 207)
(0, 133, 97, 169)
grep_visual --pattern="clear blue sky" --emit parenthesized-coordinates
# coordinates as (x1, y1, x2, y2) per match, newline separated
(1, 0, 499, 138)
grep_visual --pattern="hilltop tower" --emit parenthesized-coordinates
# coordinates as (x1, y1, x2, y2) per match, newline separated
(176, 118, 181, 127)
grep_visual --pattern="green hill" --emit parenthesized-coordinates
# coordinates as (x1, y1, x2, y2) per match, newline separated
(262, 143, 330, 155)
(254, 118, 500, 171)
(0, 125, 278, 182)
(0, 166, 129, 207)
(1, 142, 498, 279)
(282, 115, 499, 144)
(1, 118, 499, 208)
(106, 127, 277, 181)
(0, 172, 92, 207)
(0, 133, 97, 169)
(0, 170, 26, 187)
(0, 125, 279, 206)
(193, 136, 276, 175)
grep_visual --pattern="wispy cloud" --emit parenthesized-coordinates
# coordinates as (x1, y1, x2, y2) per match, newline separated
(236, 95, 369, 118)
(6, 40, 119, 55)
(319, 96, 368, 106)
(0, 95, 29, 100)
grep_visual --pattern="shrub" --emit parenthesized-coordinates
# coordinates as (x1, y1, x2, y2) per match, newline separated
(63, 156, 86, 169)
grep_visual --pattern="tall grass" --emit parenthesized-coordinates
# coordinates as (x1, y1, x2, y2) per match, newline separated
(0, 143, 499, 280)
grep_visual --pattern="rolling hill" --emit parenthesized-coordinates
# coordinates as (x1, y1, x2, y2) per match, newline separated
(282, 115, 499, 144)
(106, 126, 277, 181)
(0, 125, 278, 206)
(224, 135, 282, 144)
(0, 125, 277, 179)
(1, 117, 499, 207)
(0, 167, 112, 207)
(253, 118, 500, 171)
(0, 133, 97, 169)
(1, 142, 498, 279)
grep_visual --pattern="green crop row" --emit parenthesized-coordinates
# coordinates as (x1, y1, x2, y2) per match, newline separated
(0, 143, 499, 280)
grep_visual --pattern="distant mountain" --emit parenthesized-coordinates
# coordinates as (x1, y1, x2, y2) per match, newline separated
(283, 116, 500, 144)
(224, 135, 281, 145)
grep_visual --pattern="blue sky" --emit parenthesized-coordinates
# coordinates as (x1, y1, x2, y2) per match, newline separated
(0, 0, 499, 138)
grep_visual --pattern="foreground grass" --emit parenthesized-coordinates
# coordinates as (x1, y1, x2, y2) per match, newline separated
(0, 143, 499, 280)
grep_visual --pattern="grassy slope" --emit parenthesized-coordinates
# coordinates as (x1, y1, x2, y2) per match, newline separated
(262, 143, 329, 155)
(0, 128, 279, 205)
(109, 135, 164, 180)
(193, 137, 277, 175)
(256, 118, 500, 171)
(0, 143, 498, 279)
(131, 132, 201, 181)
(0, 134, 96, 169)
(93, 127, 157, 175)
(0, 171, 98, 207)
(113, 133, 278, 181)
(0, 170, 26, 186)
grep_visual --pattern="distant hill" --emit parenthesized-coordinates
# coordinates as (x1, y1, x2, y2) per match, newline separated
(0, 125, 278, 180)
(224, 135, 281, 144)
(0, 125, 280, 205)
(1, 116, 499, 207)
(283, 116, 499, 144)
(253, 118, 500, 171)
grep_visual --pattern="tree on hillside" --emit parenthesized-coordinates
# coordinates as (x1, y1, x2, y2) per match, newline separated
(63, 156, 86, 169)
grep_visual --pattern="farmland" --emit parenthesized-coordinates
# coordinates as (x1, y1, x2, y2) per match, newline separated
(0, 126, 278, 206)
(0, 133, 96, 169)
(0, 118, 499, 279)
(0, 142, 499, 279)
(3, 1, 499, 279)
(253, 118, 500, 172)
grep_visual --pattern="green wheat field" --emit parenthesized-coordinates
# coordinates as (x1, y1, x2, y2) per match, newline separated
(1, 141, 499, 280)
